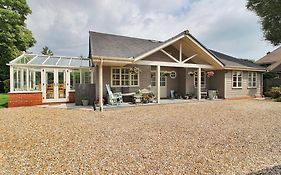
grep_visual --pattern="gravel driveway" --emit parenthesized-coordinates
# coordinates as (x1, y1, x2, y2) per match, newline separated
(1, 100, 281, 174)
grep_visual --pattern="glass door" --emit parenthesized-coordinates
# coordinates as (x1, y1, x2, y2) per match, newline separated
(46, 71, 55, 100)
(58, 70, 66, 99)
(44, 69, 68, 102)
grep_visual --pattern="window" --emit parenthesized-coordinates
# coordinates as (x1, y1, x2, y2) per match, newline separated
(111, 68, 139, 87)
(13, 67, 41, 91)
(151, 72, 166, 87)
(82, 71, 91, 84)
(248, 72, 257, 88)
(194, 71, 206, 88)
(70, 70, 80, 90)
(232, 71, 242, 88)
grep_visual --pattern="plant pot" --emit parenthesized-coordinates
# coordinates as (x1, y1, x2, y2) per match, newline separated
(82, 99, 89, 106)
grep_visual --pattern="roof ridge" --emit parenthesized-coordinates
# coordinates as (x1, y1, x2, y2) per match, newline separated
(89, 30, 163, 43)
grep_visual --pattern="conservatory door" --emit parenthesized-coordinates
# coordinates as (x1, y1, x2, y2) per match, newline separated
(44, 69, 68, 102)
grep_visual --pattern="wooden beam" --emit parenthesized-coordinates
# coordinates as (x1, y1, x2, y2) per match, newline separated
(182, 54, 197, 63)
(161, 49, 180, 63)
(133, 34, 185, 62)
(135, 60, 214, 69)
(179, 41, 182, 62)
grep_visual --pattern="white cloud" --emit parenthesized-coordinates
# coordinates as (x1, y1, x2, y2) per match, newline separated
(26, 0, 277, 59)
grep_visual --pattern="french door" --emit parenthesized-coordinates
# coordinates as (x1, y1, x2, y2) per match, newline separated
(43, 69, 69, 102)
(151, 71, 167, 98)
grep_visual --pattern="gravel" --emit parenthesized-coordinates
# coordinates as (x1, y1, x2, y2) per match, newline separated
(1, 100, 281, 174)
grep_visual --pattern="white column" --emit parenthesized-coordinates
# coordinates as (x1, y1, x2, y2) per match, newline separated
(80, 69, 83, 84)
(10, 66, 14, 92)
(156, 65, 161, 103)
(26, 69, 30, 91)
(98, 60, 103, 111)
(179, 41, 182, 62)
(197, 67, 201, 101)
(20, 68, 24, 89)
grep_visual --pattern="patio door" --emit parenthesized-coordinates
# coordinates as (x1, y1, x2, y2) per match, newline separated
(151, 71, 167, 98)
(44, 69, 68, 102)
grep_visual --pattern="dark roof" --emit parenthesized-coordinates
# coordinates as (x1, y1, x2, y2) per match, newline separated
(89, 31, 162, 58)
(209, 50, 265, 69)
(256, 46, 281, 71)
(89, 31, 264, 70)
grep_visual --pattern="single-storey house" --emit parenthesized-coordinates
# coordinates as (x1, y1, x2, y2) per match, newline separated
(89, 30, 265, 110)
(8, 30, 265, 109)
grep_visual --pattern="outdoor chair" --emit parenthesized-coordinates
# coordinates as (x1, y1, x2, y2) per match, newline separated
(105, 84, 123, 105)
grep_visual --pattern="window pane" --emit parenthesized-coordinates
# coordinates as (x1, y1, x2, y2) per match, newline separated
(70, 70, 80, 90)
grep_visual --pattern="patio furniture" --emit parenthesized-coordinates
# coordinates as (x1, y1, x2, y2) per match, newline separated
(105, 84, 123, 105)
(208, 90, 218, 100)
(133, 94, 142, 104)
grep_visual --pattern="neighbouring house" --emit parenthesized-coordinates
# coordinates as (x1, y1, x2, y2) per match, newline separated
(256, 46, 281, 92)
(8, 30, 266, 108)
(89, 30, 265, 110)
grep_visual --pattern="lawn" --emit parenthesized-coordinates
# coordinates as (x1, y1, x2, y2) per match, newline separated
(1, 100, 281, 174)
(0, 93, 8, 108)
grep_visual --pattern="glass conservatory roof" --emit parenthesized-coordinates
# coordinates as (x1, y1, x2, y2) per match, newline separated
(9, 54, 92, 68)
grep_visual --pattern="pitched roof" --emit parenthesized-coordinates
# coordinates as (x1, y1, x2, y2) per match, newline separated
(89, 31, 163, 58)
(89, 31, 264, 70)
(209, 50, 265, 69)
(256, 46, 281, 71)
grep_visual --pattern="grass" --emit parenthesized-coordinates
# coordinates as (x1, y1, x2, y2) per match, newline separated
(0, 93, 8, 108)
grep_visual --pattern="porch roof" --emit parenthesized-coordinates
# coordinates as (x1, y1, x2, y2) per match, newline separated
(8, 53, 91, 68)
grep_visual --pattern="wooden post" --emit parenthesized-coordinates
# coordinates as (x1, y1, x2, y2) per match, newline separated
(156, 65, 161, 103)
(99, 60, 103, 111)
(179, 41, 182, 62)
(197, 67, 201, 101)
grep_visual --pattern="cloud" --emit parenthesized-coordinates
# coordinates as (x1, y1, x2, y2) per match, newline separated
(26, 0, 277, 59)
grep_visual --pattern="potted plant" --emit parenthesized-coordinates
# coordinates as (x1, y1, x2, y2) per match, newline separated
(81, 96, 89, 106)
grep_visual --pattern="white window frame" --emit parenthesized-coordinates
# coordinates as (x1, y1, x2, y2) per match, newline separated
(111, 67, 139, 87)
(194, 71, 206, 88)
(232, 71, 243, 88)
(248, 72, 257, 88)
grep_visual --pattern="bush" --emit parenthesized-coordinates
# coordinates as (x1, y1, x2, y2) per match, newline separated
(276, 97, 281, 102)
(3, 79, 9, 93)
(268, 86, 281, 99)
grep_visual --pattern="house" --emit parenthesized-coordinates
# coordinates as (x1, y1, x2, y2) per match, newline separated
(256, 47, 281, 92)
(89, 30, 265, 110)
(256, 46, 281, 77)
(8, 30, 265, 108)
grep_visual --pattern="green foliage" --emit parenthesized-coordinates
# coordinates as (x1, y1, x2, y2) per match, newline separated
(3, 79, 9, 93)
(246, 0, 281, 46)
(0, 0, 36, 81)
(0, 94, 8, 108)
(268, 86, 281, 99)
(41, 46, 54, 56)
(263, 71, 278, 79)
(276, 96, 281, 102)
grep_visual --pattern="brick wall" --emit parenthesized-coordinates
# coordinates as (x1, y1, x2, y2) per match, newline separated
(9, 92, 42, 107)
(69, 92, 75, 103)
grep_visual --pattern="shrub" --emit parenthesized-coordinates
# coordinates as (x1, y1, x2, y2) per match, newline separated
(3, 79, 10, 93)
(276, 97, 281, 102)
(269, 86, 281, 99)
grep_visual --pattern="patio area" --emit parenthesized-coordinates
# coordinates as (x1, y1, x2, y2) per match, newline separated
(39, 98, 222, 111)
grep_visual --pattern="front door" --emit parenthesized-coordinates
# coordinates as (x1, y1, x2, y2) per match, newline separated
(44, 69, 68, 102)
(151, 71, 167, 98)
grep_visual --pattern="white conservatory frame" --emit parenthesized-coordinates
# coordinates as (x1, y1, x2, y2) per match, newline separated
(8, 53, 94, 103)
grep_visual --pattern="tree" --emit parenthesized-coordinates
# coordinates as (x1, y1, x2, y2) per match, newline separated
(41, 46, 54, 56)
(0, 0, 36, 81)
(246, 0, 281, 46)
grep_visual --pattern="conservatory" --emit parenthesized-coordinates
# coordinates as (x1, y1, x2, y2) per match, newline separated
(8, 53, 94, 107)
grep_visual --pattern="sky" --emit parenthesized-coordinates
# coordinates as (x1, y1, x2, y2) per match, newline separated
(26, 0, 278, 60)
